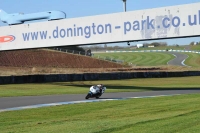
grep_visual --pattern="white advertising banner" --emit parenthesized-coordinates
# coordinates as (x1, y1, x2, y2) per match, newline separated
(0, 2, 200, 51)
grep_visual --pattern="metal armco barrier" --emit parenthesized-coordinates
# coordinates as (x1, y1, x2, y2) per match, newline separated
(0, 71, 200, 84)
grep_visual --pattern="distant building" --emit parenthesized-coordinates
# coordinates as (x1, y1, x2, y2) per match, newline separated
(136, 44, 144, 48)
(130, 46, 137, 49)
(148, 45, 155, 48)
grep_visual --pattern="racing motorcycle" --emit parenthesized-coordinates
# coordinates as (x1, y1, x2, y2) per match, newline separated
(85, 85, 106, 99)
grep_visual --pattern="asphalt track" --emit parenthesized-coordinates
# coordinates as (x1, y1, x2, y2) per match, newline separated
(168, 52, 189, 66)
(0, 52, 195, 112)
(1, 90, 200, 110)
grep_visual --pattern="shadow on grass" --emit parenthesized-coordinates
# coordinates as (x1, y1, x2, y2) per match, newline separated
(49, 83, 200, 91)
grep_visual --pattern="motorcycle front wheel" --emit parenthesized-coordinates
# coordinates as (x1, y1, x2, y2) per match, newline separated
(85, 94, 90, 99)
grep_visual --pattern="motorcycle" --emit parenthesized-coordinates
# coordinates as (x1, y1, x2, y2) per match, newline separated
(85, 85, 106, 99)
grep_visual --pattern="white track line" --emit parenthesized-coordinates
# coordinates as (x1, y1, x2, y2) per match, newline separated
(168, 53, 191, 67)
(181, 54, 191, 67)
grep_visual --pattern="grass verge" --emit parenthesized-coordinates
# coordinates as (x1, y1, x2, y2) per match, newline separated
(124, 46, 185, 51)
(94, 52, 200, 68)
(0, 76, 200, 97)
(0, 94, 200, 133)
(94, 52, 175, 66)
(190, 45, 200, 51)
(185, 53, 200, 67)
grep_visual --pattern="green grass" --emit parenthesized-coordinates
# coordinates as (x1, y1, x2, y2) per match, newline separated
(93, 51, 200, 67)
(122, 46, 185, 51)
(0, 94, 200, 133)
(185, 53, 200, 67)
(190, 45, 200, 51)
(94, 52, 175, 66)
(0, 76, 200, 97)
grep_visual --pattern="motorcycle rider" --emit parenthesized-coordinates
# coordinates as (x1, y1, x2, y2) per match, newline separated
(86, 84, 106, 99)
(96, 84, 104, 93)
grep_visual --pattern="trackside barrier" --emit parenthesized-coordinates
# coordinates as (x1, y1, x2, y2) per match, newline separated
(0, 71, 200, 84)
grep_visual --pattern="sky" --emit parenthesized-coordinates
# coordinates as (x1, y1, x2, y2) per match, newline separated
(0, 0, 200, 46)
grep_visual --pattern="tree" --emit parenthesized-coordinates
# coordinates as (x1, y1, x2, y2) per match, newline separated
(159, 42, 168, 46)
(190, 41, 195, 46)
(151, 42, 160, 47)
(143, 43, 150, 47)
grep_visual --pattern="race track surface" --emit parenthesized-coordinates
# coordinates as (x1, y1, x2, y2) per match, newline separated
(168, 52, 189, 66)
(0, 52, 196, 111)
(0, 89, 200, 110)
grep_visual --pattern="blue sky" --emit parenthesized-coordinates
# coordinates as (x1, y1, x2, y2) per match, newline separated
(0, 0, 200, 46)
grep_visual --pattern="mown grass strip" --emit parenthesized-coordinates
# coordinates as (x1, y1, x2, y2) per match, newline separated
(94, 52, 175, 66)
(0, 94, 200, 133)
(184, 53, 200, 67)
(122, 46, 185, 51)
(0, 76, 200, 97)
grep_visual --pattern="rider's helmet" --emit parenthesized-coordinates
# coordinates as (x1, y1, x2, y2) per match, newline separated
(100, 84, 104, 89)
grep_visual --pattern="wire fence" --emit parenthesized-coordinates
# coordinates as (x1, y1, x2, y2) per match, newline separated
(93, 55, 124, 64)
(52, 47, 89, 56)
(51, 48, 125, 64)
